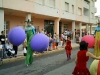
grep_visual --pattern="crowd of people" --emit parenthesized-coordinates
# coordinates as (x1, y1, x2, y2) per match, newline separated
(0, 31, 18, 62)
(0, 27, 90, 62)
(0, 25, 76, 62)
(1, 19, 100, 74)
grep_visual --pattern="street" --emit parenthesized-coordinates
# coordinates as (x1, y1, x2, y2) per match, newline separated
(0, 48, 94, 75)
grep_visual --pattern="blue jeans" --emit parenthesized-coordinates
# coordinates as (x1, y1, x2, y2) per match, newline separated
(2, 44, 6, 59)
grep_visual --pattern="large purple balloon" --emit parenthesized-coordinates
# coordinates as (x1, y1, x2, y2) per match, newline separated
(30, 33, 49, 52)
(8, 27, 26, 46)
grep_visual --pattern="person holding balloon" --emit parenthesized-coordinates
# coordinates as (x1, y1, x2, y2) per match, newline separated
(72, 41, 100, 75)
(94, 20, 100, 56)
(8, 20, 49, 67)
(25, 19, 35, 66)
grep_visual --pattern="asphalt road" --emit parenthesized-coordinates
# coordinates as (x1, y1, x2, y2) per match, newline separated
(0, 48, 94, 75)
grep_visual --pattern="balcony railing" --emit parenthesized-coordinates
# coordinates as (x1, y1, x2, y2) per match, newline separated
(84, 16, 89, 23)
(84, 1, 89, 9)
(84, 0, 89, 3)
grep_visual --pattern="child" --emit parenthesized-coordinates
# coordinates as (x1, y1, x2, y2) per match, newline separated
(72, 41, 100, 75)
(56, 34, 59, 49)
(60, 34, 63, 47)
(6, 41, 15, 57)
(49, 34, 52, 51)
(52, 33, 56, 50)
(0, 41, 3, 61)
(23, 39, 27, 56)
(65, 36, 72, 61)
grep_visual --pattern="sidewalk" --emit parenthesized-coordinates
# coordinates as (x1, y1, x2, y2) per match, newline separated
(0, 43, 79, 65)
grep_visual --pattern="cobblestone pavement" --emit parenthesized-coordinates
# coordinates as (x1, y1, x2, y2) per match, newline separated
(0, 48, 94, 75)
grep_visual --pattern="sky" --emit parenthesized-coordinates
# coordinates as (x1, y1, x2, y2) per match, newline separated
(95, 0, 100, 16)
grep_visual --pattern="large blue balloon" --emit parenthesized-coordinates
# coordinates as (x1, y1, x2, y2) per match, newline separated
(8, 27, 26, 46)
(30, 33, 49, 52)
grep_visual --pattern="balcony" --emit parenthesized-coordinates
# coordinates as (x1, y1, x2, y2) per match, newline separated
(90, 18, 96, 24)
(83, 16, 89, 23)
(61, 10, 76, 20)
(84, 1, 89, 9)
(91, 6, 97, 13)
(34, 2, 60, 17)
(2, 0, 35, 12)
(94, 7, 97, 13)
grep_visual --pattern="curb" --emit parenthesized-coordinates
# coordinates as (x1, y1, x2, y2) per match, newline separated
(0, 46, 79, 65)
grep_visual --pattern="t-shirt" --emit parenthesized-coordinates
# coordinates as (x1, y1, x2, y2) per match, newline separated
(0, 35, 5, 44)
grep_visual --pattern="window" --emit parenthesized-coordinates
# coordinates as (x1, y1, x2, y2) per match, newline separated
(49, 0, 55, 8)
(63, 24, 68, 31)
(65, 2, 69, 12)
(4, 21, 9, 37)
(72, 5, 74, 14)
(78, 7, 82, 15)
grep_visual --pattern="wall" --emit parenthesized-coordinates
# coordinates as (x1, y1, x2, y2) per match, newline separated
(0, 0, 2, 7)
(76, 0, 84, 22)
(89, 0, 97, 24)
(5, 15, 44, 32)
(34, 0, 60, 17)
(2, 0, 97, 24)
(2, 0, 35, 12)
(32, 18, 44, 31)
(5, 15, 25, 30)
(0, 9, 4, 35)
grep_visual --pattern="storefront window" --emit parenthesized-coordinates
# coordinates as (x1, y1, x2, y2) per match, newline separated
(4, 21, 9, 37)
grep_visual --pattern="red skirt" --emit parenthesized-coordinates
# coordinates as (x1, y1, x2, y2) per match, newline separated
(65, 45, 72, 50)
(72, 66, 90, 75)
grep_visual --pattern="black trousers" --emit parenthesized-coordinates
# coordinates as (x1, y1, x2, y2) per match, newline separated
(13, 45, 18, 55)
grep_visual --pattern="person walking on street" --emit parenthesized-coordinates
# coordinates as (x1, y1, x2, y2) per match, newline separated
(65, 36, 72, 61)
(25, 19, 36, 66)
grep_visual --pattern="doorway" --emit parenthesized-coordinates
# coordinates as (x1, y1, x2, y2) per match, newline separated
(44, 20, 62, 37)
(44, 20, 54, 37)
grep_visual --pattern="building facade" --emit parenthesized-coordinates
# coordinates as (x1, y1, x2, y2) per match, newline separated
(0, 0, 97, 41)
(90, 16, 100, 34)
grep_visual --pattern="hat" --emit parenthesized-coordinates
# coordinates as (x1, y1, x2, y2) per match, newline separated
(25, 19, 33, 23)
